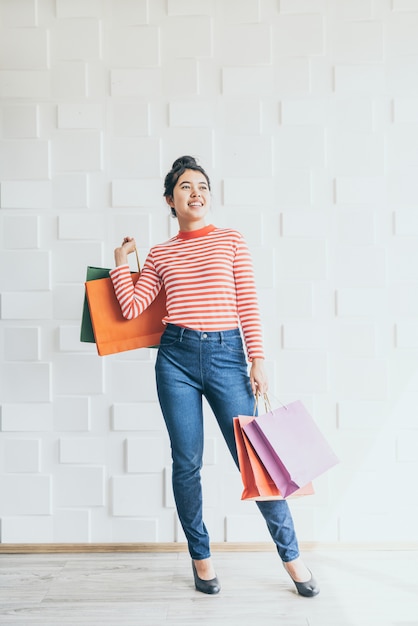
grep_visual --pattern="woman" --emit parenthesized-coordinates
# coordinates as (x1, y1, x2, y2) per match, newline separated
(110, 156, 319, 597)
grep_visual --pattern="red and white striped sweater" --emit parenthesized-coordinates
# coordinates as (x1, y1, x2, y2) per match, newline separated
(109, 224, 265, 360)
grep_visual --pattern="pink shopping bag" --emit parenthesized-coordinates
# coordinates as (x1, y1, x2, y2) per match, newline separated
(234, 414, 314, 501)
(242, 399, 339, 498)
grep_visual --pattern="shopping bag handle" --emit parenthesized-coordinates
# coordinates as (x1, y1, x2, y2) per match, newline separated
(134, 248, 141, 272)
(253, 391, 288, 415)
(253, 391, 272, 415)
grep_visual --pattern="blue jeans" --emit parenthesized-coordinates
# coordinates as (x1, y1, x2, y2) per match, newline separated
(155, 324, 300, 563)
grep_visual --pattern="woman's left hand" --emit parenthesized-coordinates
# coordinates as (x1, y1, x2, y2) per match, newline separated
(250, 358, 268, 396)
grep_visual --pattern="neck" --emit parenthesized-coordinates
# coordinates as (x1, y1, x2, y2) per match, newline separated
(177, 218, 207, 232)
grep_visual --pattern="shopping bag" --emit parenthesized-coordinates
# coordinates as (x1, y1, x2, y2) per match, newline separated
(233, 414, 314, 501)
(81, 251, 167, 356)
(80, 266, 112, 343)
(242, 396, 339, 498)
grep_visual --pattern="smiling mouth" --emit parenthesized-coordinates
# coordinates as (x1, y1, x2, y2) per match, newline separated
(189, 202, 203, 207)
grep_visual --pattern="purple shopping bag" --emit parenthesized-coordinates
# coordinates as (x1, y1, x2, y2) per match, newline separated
(242, 399, 339, 498)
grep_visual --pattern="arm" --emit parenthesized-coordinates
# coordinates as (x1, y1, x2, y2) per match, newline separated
(233, 236, 268, 394)
(233, 237, 265, 359)
(111, 237, 162, 319)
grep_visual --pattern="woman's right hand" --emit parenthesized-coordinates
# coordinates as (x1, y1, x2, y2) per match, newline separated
(114, 236, 137, 266)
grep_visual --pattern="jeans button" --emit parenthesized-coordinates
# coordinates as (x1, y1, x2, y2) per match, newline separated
(202, 333, 208, 339)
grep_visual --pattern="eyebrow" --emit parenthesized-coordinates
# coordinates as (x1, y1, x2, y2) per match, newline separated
(179, 180, 208, 185)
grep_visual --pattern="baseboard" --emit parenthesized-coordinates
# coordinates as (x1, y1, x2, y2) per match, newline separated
(0, 541, 417, 554)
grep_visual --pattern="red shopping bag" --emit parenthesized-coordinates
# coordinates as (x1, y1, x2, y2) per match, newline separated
(241, 397, 339, 498)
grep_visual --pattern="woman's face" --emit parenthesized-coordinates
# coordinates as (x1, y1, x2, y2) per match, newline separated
(166, 169, 211, 229)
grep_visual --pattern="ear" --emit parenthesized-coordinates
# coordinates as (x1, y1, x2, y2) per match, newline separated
(165, 195, 174, 209)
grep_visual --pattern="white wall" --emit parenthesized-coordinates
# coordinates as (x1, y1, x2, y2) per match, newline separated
(1, 0, 418, 545)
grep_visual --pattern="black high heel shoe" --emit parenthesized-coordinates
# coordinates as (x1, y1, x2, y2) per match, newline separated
(284, 564, 320, 597)
(192, 561, 221, 595)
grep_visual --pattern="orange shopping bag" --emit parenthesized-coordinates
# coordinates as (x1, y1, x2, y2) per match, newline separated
(82, 250, 167, 356)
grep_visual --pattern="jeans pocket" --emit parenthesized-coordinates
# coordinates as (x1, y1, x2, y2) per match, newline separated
(222, 334, 245, 355)
(159, 327, 182, 347)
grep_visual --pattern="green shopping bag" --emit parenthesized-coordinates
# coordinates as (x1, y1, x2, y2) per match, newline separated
(80, 266, 111, 343)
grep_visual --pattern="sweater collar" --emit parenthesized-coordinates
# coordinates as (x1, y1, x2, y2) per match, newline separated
(177, 224, 216, 240)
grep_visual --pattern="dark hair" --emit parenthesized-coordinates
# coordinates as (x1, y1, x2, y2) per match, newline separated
(163, 155, 211, 217)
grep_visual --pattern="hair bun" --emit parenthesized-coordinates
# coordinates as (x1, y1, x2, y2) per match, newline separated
(172, 155, 198, 170)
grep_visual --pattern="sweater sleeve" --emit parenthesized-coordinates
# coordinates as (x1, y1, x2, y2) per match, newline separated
(109, 251, 162, 319)
(233, 236, 265, 361)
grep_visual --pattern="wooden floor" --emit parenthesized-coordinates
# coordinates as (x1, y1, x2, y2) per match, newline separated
(1, 548, 418, 626)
